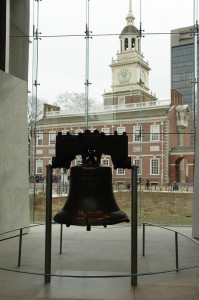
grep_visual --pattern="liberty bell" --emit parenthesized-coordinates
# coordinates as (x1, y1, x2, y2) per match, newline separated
(52, 130, 131, 230)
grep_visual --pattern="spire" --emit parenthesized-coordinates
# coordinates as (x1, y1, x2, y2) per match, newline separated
(129, 0, 132, 11)
(126, 0, 135, 25)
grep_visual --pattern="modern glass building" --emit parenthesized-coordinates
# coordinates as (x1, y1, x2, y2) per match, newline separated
(171, 26, 199, 117)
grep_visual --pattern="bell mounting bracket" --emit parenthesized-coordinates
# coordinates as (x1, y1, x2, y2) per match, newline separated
(52, 129, 131, 169)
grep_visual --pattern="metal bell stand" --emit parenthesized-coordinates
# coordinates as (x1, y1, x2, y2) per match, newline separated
(44, 164, 138, 286)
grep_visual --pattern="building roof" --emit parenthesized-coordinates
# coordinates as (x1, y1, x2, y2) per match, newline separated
(121, 24, 138, 35)
(36, 105, 170, 128)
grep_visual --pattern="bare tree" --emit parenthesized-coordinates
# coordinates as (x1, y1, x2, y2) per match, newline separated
(54, 91, 97, 111)
(28, 96, 45, 179)
(28, 96, 44, 124)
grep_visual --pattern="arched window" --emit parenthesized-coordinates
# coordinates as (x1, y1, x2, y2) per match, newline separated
(125, 38, 128, 50)
(131, 38, 135, 49)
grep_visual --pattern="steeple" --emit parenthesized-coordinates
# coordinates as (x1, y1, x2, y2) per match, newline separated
(126, 0, 135, 25)
(120, 0, 138, 52)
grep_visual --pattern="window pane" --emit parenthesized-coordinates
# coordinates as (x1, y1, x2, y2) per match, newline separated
(102, 128, 110, 135)
(151, 159, 159, 175)
(133, 126, 142, 141)
(37, 132, 43, 146)
(133, 159, 141, 175)
(49, 131, 56, 144)
(117, 127, 125, 135)
(75, 128, 83, 135)
(36, 160, 43, 174)
(101, 159, 109, 166)
(151, 125, 160, 141)
(117, 168, 125, 175)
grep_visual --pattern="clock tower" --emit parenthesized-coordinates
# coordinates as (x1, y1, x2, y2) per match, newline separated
(103, 0, 157, 106)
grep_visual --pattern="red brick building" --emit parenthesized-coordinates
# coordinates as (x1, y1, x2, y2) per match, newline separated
(34, 92, 193, 188)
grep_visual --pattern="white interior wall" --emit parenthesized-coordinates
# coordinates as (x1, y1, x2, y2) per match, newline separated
(0, 70, 29, 238)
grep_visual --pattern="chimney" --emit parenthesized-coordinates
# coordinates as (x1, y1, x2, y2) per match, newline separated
(171, 89, 183, 106)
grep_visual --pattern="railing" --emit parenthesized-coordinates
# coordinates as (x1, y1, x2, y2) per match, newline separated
(29, 182, 194, 197)
(0, 224, 42, 267)
(45, 100, 171, 117)
(142, 222, 199, 272)
(1, 223, 199, 281)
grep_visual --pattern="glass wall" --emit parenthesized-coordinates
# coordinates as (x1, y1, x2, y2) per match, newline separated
(28, 0, 196, 225)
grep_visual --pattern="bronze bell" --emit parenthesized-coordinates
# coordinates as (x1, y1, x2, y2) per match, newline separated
(53, 165, 130, 230)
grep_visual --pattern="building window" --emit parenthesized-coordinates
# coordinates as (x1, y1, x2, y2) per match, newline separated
(125, 38, 128, 50)
(49, 131, 56, 145)
(133, 126, 142, 142)
(36, 160, 43, 174)
(117, 168, 125, 175)
(75, 128, 83, 135)
(150, 125, 160, 141)
(62, 130, 68, 135)
(150, 158, 159, 175)
(36, 132, 43, 146)
(88, 128, 96, 133)
(101, 159, 109, 166)
(118, 96, 125, 107)
(131, 38, 135, 48)
(102, 128, 110, 135)
(49, 159, 55, 174)
(133, 159, 142, 175)
(117, 127, 125, 135)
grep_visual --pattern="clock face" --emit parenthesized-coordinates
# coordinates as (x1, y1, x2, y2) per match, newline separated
(118, 69, 131, 82)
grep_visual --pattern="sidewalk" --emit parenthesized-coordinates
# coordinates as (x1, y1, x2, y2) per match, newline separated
(0, 224, 199, 299)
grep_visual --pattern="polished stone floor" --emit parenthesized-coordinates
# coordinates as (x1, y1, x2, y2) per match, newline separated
(0, 224, 199, 299)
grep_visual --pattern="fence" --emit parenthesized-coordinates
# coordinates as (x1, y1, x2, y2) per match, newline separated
(29, 182, 194, 197)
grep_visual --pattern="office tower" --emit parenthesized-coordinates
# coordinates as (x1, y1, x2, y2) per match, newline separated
(171, 26, 199, 117)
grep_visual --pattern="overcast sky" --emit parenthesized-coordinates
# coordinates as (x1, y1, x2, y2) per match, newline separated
(29, 0, 197, 104)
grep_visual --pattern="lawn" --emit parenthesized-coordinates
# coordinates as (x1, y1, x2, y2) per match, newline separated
(29, 190, 193, 226)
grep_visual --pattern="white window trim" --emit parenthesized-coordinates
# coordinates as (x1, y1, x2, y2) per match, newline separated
(49, 159, 55, 174)
(49, 131, 56, 145)
(150, 158, 159, 175)
(36, 160, 43, 174)
(133, 126, 142, 142)
(101, 159, 109, 166)
(133, 158, 142, 175)
(36, 132, 43, 146)
(117, 127, 125, 135)
(75, 128, 83, 135)
(62, 130, 68, 135)
(117, 168, 125, 175)
(150, 125, 160, 141)
(102, 127, 110, 135)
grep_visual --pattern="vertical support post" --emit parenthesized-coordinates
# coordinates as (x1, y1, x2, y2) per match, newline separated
(60, 224, 63, 254)
(131, 165, 138, 286)
(142, 222, 145, 257)
(175, 232, 179, 272)
(45, 164, 53, 283)
(18, 228, 23, 267)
